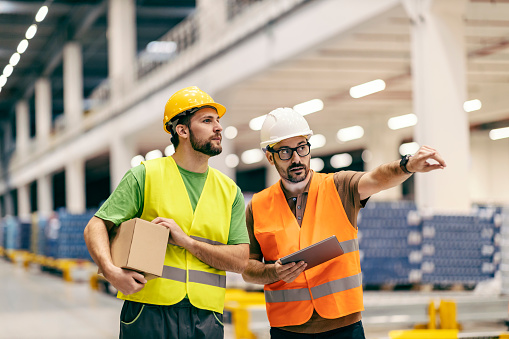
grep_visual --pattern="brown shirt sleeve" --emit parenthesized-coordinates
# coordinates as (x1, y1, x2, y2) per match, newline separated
(333, 171, 368, 229)
(245, 200, 263, 258)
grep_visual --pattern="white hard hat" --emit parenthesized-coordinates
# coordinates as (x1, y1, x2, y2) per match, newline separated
(260, 107, 313, 150)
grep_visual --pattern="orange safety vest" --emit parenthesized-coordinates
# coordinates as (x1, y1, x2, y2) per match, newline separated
(251, 172, 363, 327)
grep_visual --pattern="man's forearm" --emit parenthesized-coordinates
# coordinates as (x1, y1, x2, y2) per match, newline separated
(242, 259, 279, 285)
(187, 241, 249, 274)
(83, 216, 116, 274)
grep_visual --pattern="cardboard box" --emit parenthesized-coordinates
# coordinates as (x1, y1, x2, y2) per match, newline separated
(109, 218, 169, 280)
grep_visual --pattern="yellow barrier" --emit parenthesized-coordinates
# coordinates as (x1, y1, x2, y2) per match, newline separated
(389, 329, 458, 339)
(224, 289, 266, 339)
(414, 299, 461, 330)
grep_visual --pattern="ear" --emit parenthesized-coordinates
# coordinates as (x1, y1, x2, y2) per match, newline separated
(265, 151, 275, 165)
(176, 124, 189, 140)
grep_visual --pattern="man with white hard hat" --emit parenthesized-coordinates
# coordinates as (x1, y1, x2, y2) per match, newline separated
(242, 107, 446, 338)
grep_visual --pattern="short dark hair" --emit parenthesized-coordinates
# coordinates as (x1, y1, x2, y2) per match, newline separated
(167, 105, 217, 149)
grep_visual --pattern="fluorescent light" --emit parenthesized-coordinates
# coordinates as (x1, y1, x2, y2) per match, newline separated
(225, 154, 240, 168)
(241, 149, 264, 164)
(9, 53, 20, 66)
(331, 153, 353, 168)
(3, 65, 13, 77)
(35, 6, 48, 22)
(464, 99, 482, 112)
(399, 142, 420, 156)
(26, 24, 37, 39)
(131, 155, 145, 167)
(147, 41, 177, 54)
(388, 114, 418, 130)
(0, 75, 6, 87)
(164, 144, 175, 156)
(293, 99, 323, 116)
(337, 125, 364, 142)
(362, 150, 372, 163)
(489, 127, 509, 140)
(224, 126, 238, 139)
(310, 158, 324, 172)
(146, 149, 163, 160)
(350, 79, 386, 98)
(309, 134, 326, 149)
(249, 115, 266, 131)
(17, 40, 28, 54)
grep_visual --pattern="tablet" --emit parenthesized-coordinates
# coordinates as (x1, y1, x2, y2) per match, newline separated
(279, 235, 344, 270)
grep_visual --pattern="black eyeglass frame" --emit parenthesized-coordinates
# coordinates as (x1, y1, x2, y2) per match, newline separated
(267, 142, 312, 161)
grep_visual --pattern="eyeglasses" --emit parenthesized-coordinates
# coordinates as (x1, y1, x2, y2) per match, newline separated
(267, 142, 311, 161)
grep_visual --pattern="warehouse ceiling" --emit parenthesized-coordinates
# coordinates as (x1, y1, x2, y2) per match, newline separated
(0, 0, 195, 127)
(1, 0, 509, 166)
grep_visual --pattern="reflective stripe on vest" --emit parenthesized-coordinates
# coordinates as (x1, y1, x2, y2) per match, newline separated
(118, 157, 236, 313)
(264, 272, 362, 302)
(160, 265, 226, 288)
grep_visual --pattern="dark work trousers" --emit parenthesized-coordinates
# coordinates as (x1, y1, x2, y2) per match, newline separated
(119, 298, 224, 339)
(270, 321, 366, 339)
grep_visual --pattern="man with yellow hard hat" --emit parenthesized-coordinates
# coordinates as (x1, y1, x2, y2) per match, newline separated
(84, 86, 249, 339)
(242, 107, 446, 338)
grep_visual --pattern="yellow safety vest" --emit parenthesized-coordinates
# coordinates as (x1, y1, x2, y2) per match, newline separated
(118, 156, 237, 313)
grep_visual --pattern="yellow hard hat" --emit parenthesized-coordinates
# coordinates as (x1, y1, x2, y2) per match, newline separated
(163, 86, 226, 134)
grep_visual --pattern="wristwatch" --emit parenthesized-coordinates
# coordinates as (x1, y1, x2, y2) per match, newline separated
(400, 154, 413, 174)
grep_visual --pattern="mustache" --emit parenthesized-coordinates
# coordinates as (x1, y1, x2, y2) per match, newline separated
(288, 163, 305, 170)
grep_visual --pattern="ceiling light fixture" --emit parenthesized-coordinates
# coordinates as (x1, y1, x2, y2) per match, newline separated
(310, 158, 324, 172)
(241, 149, 264, 164)
(9, 53, 20, 66)
(350, 79, 386, 98)
(399, 142, 420, 156)
(35, 6, 49, 22)
(293, 99, 323, 116)
(337, 125, 364, 142)
(309, 134, 326, 149)
(489, 127, 509, 140)
(26, 24, 37, 39)
(249, 115, 266, 131)
(3, 65, 13, 78)
(330, 153, 353, 168)
(388, 114, 418, 130)
(463, 99, 482, 112)
(17, 39, 29, 54)
(224, 126, 238, 139)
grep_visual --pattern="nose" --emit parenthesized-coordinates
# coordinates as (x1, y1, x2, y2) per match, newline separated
(290, 149, 301, 162)
(214, 120, 222, 133)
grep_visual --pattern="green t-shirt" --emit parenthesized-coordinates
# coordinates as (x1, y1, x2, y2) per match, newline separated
(95, 163, 249, 245)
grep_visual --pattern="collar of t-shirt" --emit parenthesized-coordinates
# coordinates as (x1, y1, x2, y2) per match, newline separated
(176, 164, 209, 212)
(278, 171, 314, 226)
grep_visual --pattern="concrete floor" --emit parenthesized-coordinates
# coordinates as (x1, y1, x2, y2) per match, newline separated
(0, 258, 507, 339)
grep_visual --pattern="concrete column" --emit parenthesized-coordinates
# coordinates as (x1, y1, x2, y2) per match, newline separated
(265, 161, 281, 188)
(3, 190, 14, 216)
(197, 0, 227, 46)
(63, 42, 84, 131)
(65, 159, 86, 214)
(108, 0, 136, 101)
(365, 116, 403, 201)
(35, 78, 52, 145)
(37, 175, 53, 217)
(403, 0, 470, 213)
(17, 184, 31, 221)
(15, 100, 30, 155)
(110, 135, 137, 191)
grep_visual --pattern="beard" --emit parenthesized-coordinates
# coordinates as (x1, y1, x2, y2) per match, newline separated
(274, 160, 309, 183)
(189, 128, 222, 157)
